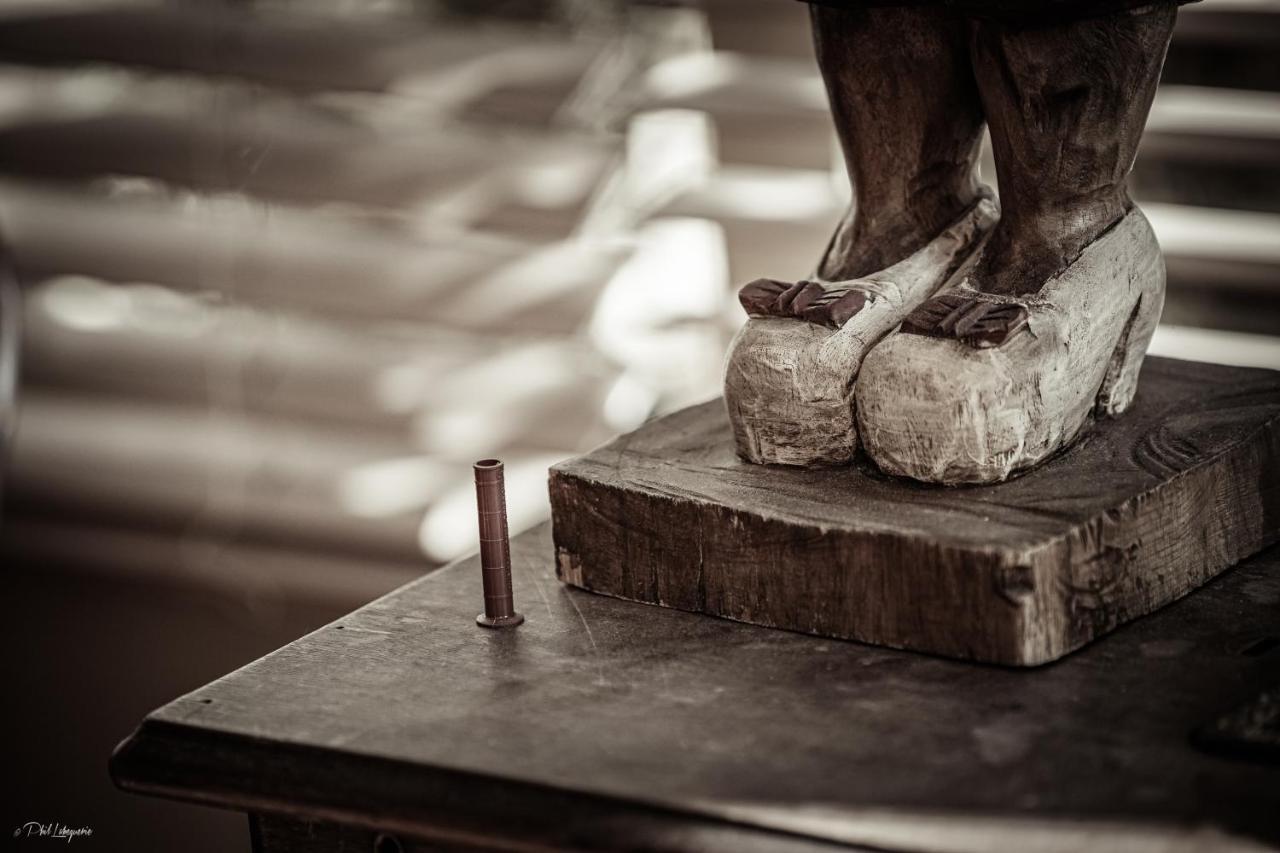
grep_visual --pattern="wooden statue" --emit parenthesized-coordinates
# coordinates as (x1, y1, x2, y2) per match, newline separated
(725, 1, 1186, 483)
(549, 0, 1280, 665)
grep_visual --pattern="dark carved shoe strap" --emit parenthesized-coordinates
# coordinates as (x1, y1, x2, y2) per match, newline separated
(738, 278, 870, 330)
(800, 287, 869, 328)
(777, 280, 825, 316)
(738, 278, 792, 317)
(901, 292, 1029, 348)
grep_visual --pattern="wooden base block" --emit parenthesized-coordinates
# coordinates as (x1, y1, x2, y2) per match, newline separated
(549, 357, 1280, 666)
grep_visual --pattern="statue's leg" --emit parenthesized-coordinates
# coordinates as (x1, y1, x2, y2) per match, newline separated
(855, 4, 1178, 484)
(724, 4, 999, 467)
(812, 4, 987, 281)
(964, 4, 1175, 296)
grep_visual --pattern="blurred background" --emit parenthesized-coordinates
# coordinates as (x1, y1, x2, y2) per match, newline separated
(1, 0, 1277, 850)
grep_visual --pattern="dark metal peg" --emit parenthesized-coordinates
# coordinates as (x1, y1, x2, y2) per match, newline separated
(473, 459, 523, 628)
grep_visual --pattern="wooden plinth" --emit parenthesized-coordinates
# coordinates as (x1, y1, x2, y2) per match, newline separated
(549, 357, 1280, 666)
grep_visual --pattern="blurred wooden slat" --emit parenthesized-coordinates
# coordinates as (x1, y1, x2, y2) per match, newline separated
(698, 0, 813, 58)
(1145, 0, 1279, 91)
(0, 70, 619, 215)
(0, 180, 629, 331)
(0, 112, 492, 208)
(10, 392, 432, 559)
(9, 390, 590, 560)
(18, 277, 623, 444)
(640, 52, 827, 119)
(0, 3, 604, 96)
(1134, 86, 1280, 211)
(3, 516, 424, 607)
(1149, 201, 1280, 335)
(1145, 202, 1280, 270)
(1148, 323, 1280, 369)
(9, 385, 592, 561)
(1168, 0, 1280, 50)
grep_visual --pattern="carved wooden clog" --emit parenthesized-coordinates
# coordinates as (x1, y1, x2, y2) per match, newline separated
(856, 206, 1165, 484)
(724, 196, 999, 466)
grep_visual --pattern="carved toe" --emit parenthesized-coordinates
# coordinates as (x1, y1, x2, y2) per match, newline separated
(738, 278, 792, 316)
(799, 286, 870, 329)
(738, 278, 870, 329)
(776, 280, 826, 316)
(901, 292, 1029, 349)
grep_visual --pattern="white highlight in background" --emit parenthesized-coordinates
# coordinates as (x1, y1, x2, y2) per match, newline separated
(417, 453, 565, 563)
(1149, 325, 1280, 370)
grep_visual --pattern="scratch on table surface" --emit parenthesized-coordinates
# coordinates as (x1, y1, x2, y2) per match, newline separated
(564, 587, 608, 687)
(519, 555, 555, 620)
(178, 698, 213, 722)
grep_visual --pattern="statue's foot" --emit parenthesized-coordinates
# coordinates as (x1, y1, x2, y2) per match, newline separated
(724, 195, 999, 466)
(855, 206, 1165, 485)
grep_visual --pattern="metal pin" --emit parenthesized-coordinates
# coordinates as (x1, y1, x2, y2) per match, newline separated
(473, 459, 523, 628)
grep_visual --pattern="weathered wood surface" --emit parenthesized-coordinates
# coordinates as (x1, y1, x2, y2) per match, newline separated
(247, 811, 842, 853)
(112, 522, 1280, 851)
(724, 197, 997, 467)
(552, 356, 1280, 665)
(857, 205, 1166, 483)
(742, 4, 1177, 484)
(807, 5, 988, 285)
(960, 4, 1175, 300)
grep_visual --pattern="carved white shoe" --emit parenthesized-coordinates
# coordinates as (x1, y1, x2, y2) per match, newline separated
(856, 206, 1165, 484)
(724, 196, 999, 466)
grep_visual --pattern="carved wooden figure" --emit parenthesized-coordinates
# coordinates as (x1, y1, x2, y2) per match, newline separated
(550, 0, 1280, 665)
(726, 0, 1186, 483)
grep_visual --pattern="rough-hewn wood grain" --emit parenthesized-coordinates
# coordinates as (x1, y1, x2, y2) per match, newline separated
(553, 356, 1280, 665)
(112, 522, 1280, 851)
(963, 3, 1176, 299)
(724, 197, 997, 468)
(857, 206, 1166, 483)
(247, 811, 840, 853)
(741, 4, 1180, 484)
(808, 5, 987, 283)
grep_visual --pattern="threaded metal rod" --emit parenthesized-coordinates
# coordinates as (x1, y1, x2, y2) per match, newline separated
(473, 459, 523, 628)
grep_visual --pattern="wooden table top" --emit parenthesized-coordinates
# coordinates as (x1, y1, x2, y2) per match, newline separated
(112, 523, 1280, 852)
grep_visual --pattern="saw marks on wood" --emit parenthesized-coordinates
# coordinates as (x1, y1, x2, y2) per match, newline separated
(551, 357, 1280, 665)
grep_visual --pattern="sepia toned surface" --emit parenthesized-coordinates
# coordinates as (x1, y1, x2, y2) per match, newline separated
(857, 206, 1166, 483)
(725, 197, 998, 468)
(553, 357, 1280, 665)
(3, 1, 1278, 850)
(112, 522, 1280, 851)
(733, 3, 1176, 484)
